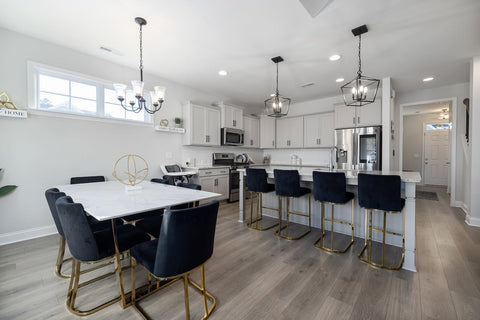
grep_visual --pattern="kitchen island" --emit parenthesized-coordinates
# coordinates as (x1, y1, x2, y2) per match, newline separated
(238, 165, 421, 272)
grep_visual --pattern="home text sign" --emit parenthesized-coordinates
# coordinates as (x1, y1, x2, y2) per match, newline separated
(0, 109, 28, 118)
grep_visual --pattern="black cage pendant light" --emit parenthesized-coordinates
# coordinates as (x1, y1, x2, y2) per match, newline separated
(114, 17, 166, 114)
(265, 56, 291, 117)
(341, 25, 380, 107)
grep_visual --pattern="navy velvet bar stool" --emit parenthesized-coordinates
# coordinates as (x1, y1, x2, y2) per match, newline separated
(245, 168, 279, 231)
(273, 169, 311, 240)
(357, 173, 405, 270)
(312, 171, 355, 253)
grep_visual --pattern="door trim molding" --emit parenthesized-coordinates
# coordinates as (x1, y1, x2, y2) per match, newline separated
(399, 97, 457, 207)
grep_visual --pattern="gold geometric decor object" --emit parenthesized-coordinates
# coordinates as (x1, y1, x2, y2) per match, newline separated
(112, 154, 149, 187)
(0, 92, 18, 110)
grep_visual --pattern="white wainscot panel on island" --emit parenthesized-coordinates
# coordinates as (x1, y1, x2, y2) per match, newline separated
(237, 166, 421, 272)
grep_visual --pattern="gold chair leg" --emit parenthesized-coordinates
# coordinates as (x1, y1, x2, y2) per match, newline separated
(201, 265, 209, 318)
(65, 257, 121, 316)
(55, 235, 72, 278)
(184, 275, 191, 320)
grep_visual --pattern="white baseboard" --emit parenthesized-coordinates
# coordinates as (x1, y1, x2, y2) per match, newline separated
(0, 225, 57, 246)
(466, 216, 480, 227)
(454, 201, 469, 215)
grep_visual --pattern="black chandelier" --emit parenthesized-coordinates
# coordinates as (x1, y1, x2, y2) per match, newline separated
(340, 25, 380, 107)
(114, 17, 165, 114)
(265, 56, 291, 117)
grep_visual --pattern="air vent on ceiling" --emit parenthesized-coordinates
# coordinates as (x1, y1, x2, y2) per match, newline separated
(300, 82, 315, 88)
(99, 46, 124, 56)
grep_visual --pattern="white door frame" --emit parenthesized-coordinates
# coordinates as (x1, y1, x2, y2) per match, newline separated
(422, 120, 450, 186)
(399, 97, 457, 207)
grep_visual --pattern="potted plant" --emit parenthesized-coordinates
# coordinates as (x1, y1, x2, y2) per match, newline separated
(0, 168, 17, 196)
(174, 117, 182, 128)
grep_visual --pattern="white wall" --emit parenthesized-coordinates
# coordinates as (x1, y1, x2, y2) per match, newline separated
(394, 82, 470, 205)
(467, 57, 480, 226)
(0, 28, 258, 244)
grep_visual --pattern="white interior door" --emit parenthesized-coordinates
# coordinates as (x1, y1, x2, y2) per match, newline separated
(424, 126, 450, 185)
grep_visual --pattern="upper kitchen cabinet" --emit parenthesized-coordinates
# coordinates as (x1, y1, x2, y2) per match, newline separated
(183, 102, 220, 146)
(334, 101, 381, 129)
(276, 117, 304, 148)
(220, 104, 243, 129)
(260, 115, 276, 148)
(243, 116, 259, 148)
(303, 113, 334, 148)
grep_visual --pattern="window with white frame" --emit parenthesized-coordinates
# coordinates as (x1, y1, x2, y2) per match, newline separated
(29, 62, 151, 123)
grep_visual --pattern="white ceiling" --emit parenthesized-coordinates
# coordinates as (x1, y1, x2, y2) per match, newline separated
(1, 0, 479, 110)
(403, 101, 450, 116)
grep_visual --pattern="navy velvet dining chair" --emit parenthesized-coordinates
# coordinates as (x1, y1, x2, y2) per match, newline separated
(45, 188, 119, 278)
(130, 200, 219, 320)
(136, 181, 202, 238)
(70, 175, 105, 184)
(55, 196, 150, 316)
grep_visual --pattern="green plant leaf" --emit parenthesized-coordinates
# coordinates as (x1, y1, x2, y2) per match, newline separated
(0, 185, 17, 196)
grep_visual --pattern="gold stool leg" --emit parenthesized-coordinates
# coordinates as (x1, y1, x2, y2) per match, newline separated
(368, 210, 373, 262)
(382, 211, 387, 266)
(286, 197, 290, 238)
(314, 199, 354, 253)
(256, 192, 261, 228)
(331, 204, 334, 250)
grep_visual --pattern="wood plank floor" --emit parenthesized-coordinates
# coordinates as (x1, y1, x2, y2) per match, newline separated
(1, 185, 480, 319)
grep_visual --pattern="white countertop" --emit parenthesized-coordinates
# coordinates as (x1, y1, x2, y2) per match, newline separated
(183, 165, 230, 170)
(238, 167, 421, 184)
(56, 181, 221, 221)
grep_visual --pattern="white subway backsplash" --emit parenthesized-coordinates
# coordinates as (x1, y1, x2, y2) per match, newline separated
(182, 146, 263, 167)
(264, 148, 331, 166)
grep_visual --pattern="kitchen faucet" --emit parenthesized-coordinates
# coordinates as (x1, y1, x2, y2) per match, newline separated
(329, 147, 338, 170)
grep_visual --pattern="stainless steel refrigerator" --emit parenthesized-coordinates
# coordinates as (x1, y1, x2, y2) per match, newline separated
(335, 126, 382, 171)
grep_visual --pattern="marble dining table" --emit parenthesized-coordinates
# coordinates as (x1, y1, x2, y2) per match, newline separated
(55, 180, 221, 308)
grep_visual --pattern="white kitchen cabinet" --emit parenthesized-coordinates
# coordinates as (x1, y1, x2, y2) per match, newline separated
(197, 167, 229, 200)
(260, 115, 276, 148)
(243, 116, 259, 148)
(276, 117, 304, 148)
(220, 104, 243, 129)
(183, 102, 220, 146)
(303, 113, 334, 148)
(334, 101, 381, 129)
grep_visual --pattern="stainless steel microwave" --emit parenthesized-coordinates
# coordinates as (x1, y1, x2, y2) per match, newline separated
(221, 128, 244, 146)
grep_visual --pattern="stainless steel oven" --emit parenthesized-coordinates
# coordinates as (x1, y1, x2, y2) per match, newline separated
(212, 153, 248, 202)
(221, 128, 244, 146)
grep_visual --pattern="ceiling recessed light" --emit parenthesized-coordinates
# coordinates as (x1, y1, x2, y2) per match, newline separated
(423, 77, 434, 82)
(335, 78, 344, 83)
(329, 54, 341, 61)
(218, 70, 228, 76)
